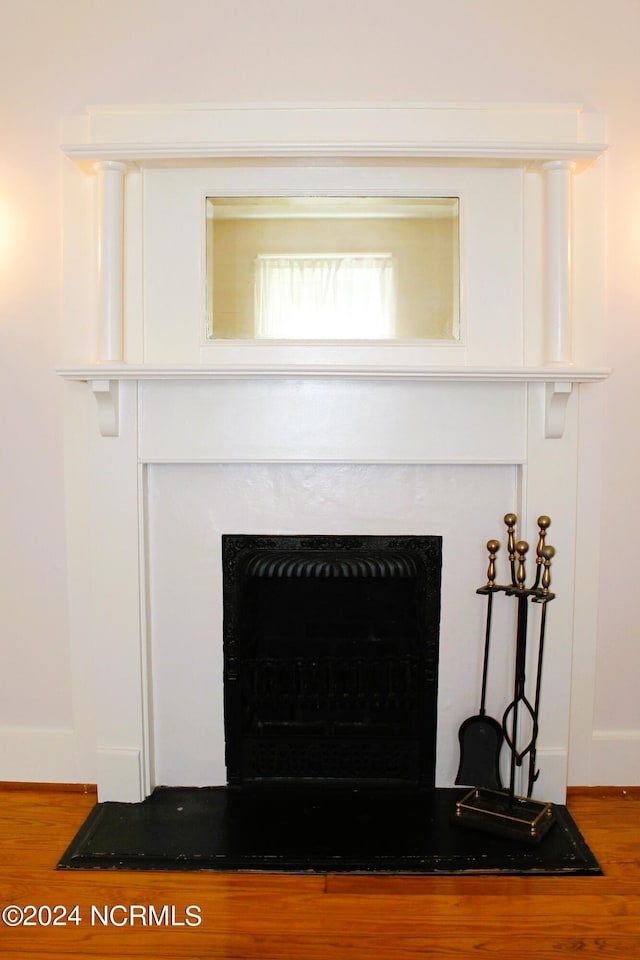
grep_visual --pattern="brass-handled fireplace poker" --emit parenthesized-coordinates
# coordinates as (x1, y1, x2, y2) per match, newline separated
(454, 514, 557, 843)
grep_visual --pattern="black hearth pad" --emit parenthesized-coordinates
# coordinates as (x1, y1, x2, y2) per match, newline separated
(57, 786, 601, 875)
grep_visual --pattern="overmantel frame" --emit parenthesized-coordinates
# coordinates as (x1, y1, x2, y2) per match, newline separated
(59, 102, 609, 440)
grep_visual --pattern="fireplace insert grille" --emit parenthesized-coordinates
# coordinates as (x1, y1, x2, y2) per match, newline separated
(222, 535, 442, 788)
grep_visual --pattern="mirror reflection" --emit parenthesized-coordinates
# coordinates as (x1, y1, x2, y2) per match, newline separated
(206, 196, 460, 341)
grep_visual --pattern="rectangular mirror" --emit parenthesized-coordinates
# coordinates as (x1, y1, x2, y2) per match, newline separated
(206, 196, 460, 341)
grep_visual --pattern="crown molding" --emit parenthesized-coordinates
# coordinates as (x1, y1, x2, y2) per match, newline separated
(60, 103, 607, 169)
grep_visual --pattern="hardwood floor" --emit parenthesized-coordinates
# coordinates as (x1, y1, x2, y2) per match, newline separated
(0, 785, 637, 958)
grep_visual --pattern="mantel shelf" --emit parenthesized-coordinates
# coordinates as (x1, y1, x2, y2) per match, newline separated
(57, 363, 610, 384)
(57, 363, 610, 440)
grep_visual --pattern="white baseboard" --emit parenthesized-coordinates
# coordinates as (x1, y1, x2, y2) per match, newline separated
(0, 728, 77, 783)
(590, 730, 640, 786)
(0, 731, 144, 799)
(1, 730, 636, 798)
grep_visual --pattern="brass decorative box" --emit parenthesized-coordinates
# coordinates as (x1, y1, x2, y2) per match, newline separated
(454, 787, 555, 844)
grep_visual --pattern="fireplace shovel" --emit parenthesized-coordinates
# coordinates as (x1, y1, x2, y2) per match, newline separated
(455, 542, 503, 790)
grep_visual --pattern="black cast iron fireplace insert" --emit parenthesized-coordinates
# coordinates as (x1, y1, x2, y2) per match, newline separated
(222, 535, 442, 789)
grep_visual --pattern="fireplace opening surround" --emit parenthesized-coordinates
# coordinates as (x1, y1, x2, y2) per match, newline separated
(58, 103, 609, 803)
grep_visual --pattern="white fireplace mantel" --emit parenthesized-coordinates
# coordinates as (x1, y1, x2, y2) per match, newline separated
(58, 103, 610, 804)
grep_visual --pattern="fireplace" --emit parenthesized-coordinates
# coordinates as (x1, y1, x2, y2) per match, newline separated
(58, 104, 609, 804)
(222, 535, 442, 788)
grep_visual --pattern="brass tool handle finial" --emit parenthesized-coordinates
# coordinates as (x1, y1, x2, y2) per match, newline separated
(534, 515, 551, 587)
(504, 514, 517, 558)
(516, 540, 529, 589)
(536, 516, 551, 561)
(486, 539, 500, 586)
(504, 513, 518, 586)
(541, 544, 555, 594)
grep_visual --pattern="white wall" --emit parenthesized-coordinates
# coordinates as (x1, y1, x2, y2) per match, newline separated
(1, 0, 639, 785)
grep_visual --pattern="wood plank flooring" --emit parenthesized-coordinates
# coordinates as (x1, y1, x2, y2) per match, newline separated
(0, 785, 637, 958)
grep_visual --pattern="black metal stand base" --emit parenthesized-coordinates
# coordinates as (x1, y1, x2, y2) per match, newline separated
(454, 787, 556, 844)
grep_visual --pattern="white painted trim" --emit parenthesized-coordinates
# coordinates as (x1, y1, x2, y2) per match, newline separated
(58, 363, 610, 383)
(137, 463, 153, 799)
(531, 748, 568, 805)
(95, 162, 126, 362)
(60, 103, 607, 167)
(65, 142, 608, 165)
(96, 748, 144, 803)
(567, 384, 605, 787)
(545, 381, 574, 439)
(90, 379, 119, 436)
(543, 161, 576, 365)
(63, 365, 609, 441)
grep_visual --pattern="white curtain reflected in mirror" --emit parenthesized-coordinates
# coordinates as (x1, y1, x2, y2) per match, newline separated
(206, 197, 459, 341)
(255, 253, 396, 339)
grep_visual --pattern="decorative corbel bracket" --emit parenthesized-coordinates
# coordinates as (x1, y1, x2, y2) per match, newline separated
(545, 381, 573, 439)
(91, 379, 120, 437)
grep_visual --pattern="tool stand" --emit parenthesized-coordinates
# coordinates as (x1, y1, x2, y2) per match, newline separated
(455, 514, 557, 843)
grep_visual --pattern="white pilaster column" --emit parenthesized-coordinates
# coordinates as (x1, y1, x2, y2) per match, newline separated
(542, 160, 576, 366)
(95, 161, 127, 362)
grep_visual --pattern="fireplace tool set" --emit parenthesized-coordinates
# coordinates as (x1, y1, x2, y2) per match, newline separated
(454, 514, 557, 843)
